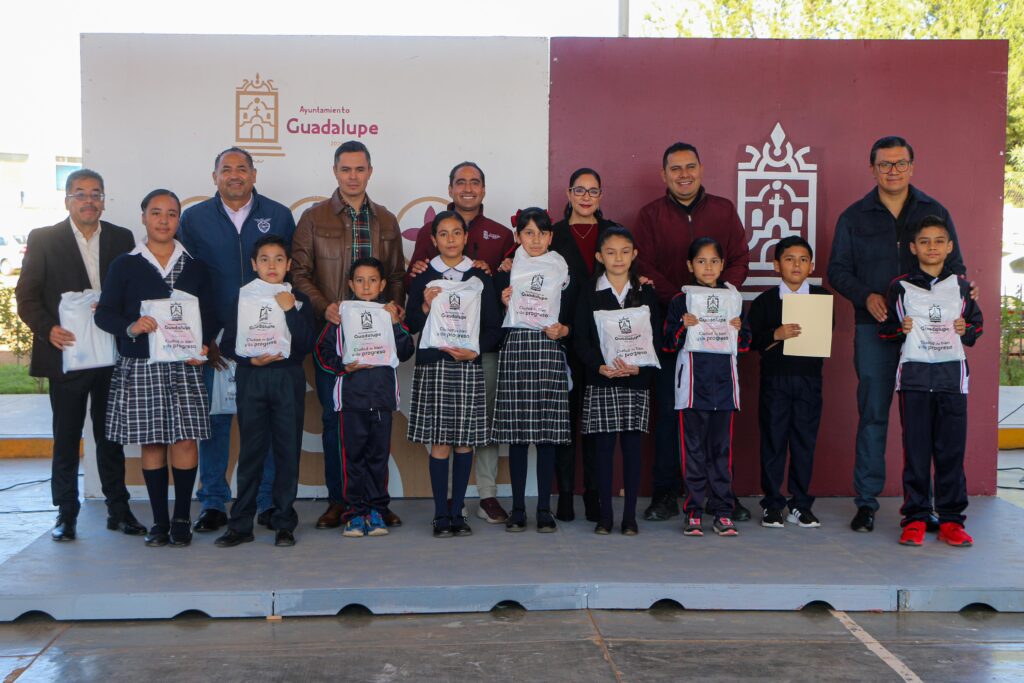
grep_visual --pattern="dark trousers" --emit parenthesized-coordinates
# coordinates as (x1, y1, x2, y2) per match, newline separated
(339, 409, 393, 516)
(853, 324, 901, 510)
(48, 367, 129, 518)
(758, 375, 822, 512)
(680, 409, 735, 517)
(651, 349, 682, 495)
(229, 364, 304, 533)
(898, 391, 968, 525)
(314, 364, 345, 505)
(594, 431, 643, 527)
(555, 350, 597, 495)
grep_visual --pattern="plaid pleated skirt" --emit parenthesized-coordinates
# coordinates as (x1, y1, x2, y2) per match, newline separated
(491, 328, 570, 445)
(106, 357, 211, 445)
(581, 385, 651, 434)
(407, 359, 488, 447)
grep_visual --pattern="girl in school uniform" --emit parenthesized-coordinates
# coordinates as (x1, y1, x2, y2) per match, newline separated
(405, 210, 502, 538)
(95, 189, 215, 548)
(573, 226, 660, 535)
(662, 237, 750, 538)
(492, 207, 576, 533)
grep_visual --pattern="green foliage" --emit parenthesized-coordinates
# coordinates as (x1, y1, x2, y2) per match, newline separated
(641, 0, 1024, 196)
(1003, 292, 1024, 385)
(0, 287, 32, 364)
(0, 364, 47, 394)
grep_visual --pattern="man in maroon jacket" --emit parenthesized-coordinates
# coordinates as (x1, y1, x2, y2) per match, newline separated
(633, 142, 750, 522)
(406, 161, 515, 524)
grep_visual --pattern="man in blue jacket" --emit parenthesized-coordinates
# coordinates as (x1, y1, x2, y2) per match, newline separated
(178, 147, 296, 532)
(827, 136, 965, 534)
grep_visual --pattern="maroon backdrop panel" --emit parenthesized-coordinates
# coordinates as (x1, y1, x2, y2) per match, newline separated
(550, 38, 1007, 496)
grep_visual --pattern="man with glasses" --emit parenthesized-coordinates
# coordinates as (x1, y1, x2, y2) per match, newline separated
(828, 135, 966, 533)
(16, 169, 142, 541)
(405, 161, 515, 524)
(632, 142, 750, 523)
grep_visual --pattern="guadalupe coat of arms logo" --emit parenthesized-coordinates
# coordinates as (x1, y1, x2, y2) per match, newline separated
(360, 311, 373, 329)
(618, 318, 632, 334)
(929, 304, 942, 323)
(706, 295, 720, 315)
(530, 274, 545, 291)
(170, 303, 183, 321)
(449, 293, 461, 310)
(259, 305, 271, 323)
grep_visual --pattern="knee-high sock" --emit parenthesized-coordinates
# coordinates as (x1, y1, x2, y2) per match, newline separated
(451, 451, 473, 519)
(536, 444, 555, 512)
(509, 444, 528, 511)
(142, 467, 170, 528)
(171, 466, 197, 521)
(621, 432, 643, 525)
(429, 456, 450, 517)
(594, 433, 616, 527)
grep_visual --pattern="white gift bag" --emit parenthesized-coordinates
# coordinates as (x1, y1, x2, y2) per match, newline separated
(502, 248, 569, 329)
(209, 359, 237, 415)
(235, 279, 291, 358)
(419, 278, 484, 354)
(681, 283, 743, 355)
(140, 289, 205, 363)
(594, 305, 661, 369)
(340, 300, 399, 368)
(900, 277, 966, 364)
(59, 289, 116, 373)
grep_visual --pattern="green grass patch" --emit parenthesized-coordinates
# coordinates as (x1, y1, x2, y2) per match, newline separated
(0, 363, 47, 394)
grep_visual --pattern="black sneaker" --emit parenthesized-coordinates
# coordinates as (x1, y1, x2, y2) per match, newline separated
(505, 508, 527, 533)
(643, 492, 680, 521)
(761, 508, 786, 528)
(432, 515, 453, 538)
(536, 509, 557, 533)
(713, 517, 739, 537)
(787, 507, 821, 528)
(732, 499, 752, 522)
(450, 515, 473, 537)
(683, 513, 703, 536)
(850, 506, 875, 533)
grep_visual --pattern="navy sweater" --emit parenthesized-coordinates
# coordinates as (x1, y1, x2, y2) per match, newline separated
(404, 266, 503, 365)
(95, 252, 216, 359)
(220, 288, 316, 368)
(574, 280, 661, 390)
(746, 284, 833, 377)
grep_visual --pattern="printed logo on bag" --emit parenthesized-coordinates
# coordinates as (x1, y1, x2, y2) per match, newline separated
(360, 311, 373, 329)
(258, 305, 271, 323)
(929, 304, 942, 323)
(256, 218, 271, 233)
(618, 317, 632, 334)
(170, 303, 183, 322)
(530, 274, 545, 292)
(449, 293, 461, 310)
(706, 295, 720, 314)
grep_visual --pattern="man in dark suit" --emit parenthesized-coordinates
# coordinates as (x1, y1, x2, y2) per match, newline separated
(16, 169, 144, 541)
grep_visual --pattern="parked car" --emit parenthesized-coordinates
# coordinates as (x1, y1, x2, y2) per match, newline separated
(0, 232, 27, 276)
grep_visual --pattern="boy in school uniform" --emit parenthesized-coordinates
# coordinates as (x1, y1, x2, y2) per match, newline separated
(879, 215, 982, 547)
(215, 235, 316, 548)
(314, 256, 415, 537)
(748, 236, 830, 529)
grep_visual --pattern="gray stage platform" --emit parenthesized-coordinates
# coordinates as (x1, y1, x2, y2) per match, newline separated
(1, 497, 1021, 621)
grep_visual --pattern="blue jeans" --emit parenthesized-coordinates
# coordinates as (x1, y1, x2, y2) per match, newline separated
(853, 324, 901, 510)
(198, 365, 276, 512)
(315, 363, 345, 504)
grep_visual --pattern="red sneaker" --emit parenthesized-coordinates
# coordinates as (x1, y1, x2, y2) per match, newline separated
(938, 522, 973, 547)
(899, 521, 926, 546)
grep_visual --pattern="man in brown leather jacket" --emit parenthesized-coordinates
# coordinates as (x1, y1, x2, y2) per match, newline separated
(292, 140, 406, 530)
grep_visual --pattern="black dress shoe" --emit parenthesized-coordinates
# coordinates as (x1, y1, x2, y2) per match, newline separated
(583, 490, 600, 523)
(450, 515, 473, 537)
(215, 529, 255, 547)
(169, 518, 193, 547)
(382, 508, 402, 527)
(643, 492, 680, 521)
(621, 520, 639, 536)
(536, 509, 557, 533)
(193, 509, 228, 533)
(257, 508, 276, 530)
(275, 529, 296, 547)
(733, 500, 752, 522)
(107, 512, 146, 536)
(555, 493, 575, 522)
(851, 506, 875, 533)
(505, 509, 527, 532)
(51, 515, 77, 542)
(145, 525, 169, 547)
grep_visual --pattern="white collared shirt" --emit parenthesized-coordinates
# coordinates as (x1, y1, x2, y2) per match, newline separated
(222, 195, 254, 234)
(430, 255, 474, 281)
(69, 218, 102, 290)
(778, 280, 811, 297)
(132, 240, 189, 279)
(596, 273, 632, 306)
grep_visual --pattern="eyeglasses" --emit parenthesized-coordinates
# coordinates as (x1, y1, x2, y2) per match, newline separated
(570, 186, 602, 197)
(67, 191, 105, 202)
(875, 160, 911, 174)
